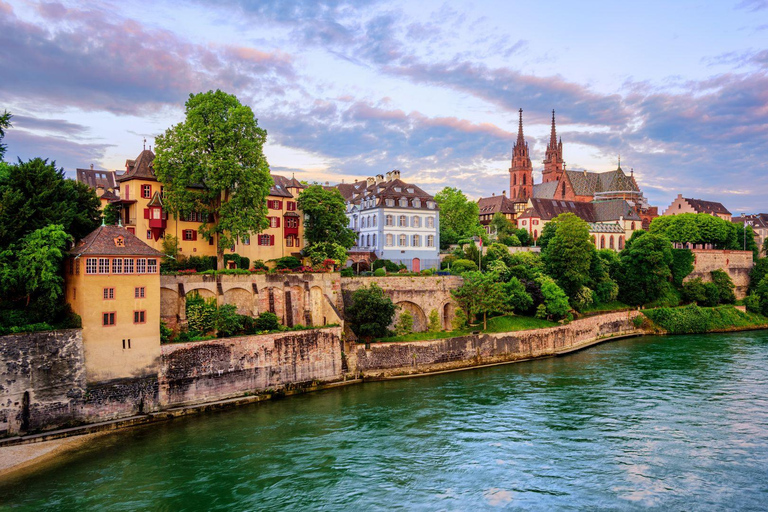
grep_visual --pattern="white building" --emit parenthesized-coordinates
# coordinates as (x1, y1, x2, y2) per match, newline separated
(337, 171, 440, 271)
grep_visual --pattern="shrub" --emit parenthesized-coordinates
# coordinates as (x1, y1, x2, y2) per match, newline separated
(373, 259, 401, 272)
(499, 234, 521, 247)
(216, 304, 242, 337)
(711, 270, 736, 304)
(340, 267, 354, 277)
(450, 259, 478, 274)
(682, 278, 708, 304)
(535, 275, 570, 321)
(757, 276, 768, 316)
(395, 311, 414, 336)
(250, 260, 268, 271)
(452, 308, 467, 330)
(374, 267, 386, 277)
(185, 293, 218, 334)
(274, 256, 302, 270)
(594, 279, 619, 304)
(160, 322, 173, 344)
(345, 283, 397, 341)
(428, 309, 441, 331)
(572, 286, 595, 311)
(254, 311, 280, 332)
(749, 258, 768, 294)
(440, 254, 458, 270)
(503, 277, 533, 314)
(744, 294, 761, 314)
(223, 253, 250, 270)
(643, 304, 767, 334)
(671, 249, 695, 287)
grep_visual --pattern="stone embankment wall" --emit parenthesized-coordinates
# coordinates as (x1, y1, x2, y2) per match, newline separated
(159, 327, 343, 407)
(686, 249, 753, 299)
(341, 276, 463, 333)
(350, 311, 641, 378)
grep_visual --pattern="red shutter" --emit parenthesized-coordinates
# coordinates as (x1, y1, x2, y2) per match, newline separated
(144, 208, 150, 219)
(270, 235, 275, 246)
(278, 201, 283, 209)
(276, 217, 281, 228)
(192, 231, 198, 241)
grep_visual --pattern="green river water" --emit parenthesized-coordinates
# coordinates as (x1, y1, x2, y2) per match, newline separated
(1, 331, 768, 511)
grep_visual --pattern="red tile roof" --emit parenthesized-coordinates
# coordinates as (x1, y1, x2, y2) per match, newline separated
(69, 225, 164, 257)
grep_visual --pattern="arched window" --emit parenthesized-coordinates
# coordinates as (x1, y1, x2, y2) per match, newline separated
(609, 236, 615, 249)
(513, 174, 517, 186)
(523, 174, 526, 185)
(386, 215, 393, 226)
(561, 182, 566, 198)
(412, 216, 421, 228)
(372, 234, 376, 246)
(373, 216, 377, 227)
(386, 234, 393, 246)
(600, 236, 606, 249)
(399, 215, 407, 227)
(631, 221, 636, 230)
(533, 229, 538, 239)
(399, 234, 407, 246)
(619, 236, 624, 250)
(412, 235, 420, 247)
(367, 234, 371, 246)
(360, 234, 364, 247)
(427, 217, 434, 228)
(361, 217, 366, 229)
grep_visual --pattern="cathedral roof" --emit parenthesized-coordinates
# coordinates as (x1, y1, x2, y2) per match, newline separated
(592, 199, 641, 222)
(564, 167, 639, 197)
(532, 181, 559, 199)
(478, 195, 516, 215)
(518, 198, 639, 223)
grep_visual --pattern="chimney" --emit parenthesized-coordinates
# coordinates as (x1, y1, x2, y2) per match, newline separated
(376, 174, 385, 184)
(366, 177, 375, 187)
(502, 190, 506, 197)
(385, 171, 393, 181)
(492, 193, 495, 196)
(391, 170, 401, 180)
(90, 163, 94, 170)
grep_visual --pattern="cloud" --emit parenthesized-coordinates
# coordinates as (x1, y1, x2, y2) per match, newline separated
(4, 129, 114, 174)
(737, 0, 768, 11)
(10, 115, 89, 136)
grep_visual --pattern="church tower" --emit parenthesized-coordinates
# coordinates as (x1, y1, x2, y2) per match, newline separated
(509, 109, 533, 201)
(542, 110, 564, 183)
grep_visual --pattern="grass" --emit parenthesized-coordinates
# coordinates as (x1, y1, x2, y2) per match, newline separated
(642, 304, 768, 335)
(375, 314, 557, 342)
(581, 301, 631, 315)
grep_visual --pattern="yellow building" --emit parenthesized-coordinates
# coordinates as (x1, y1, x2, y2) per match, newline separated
(112, 148, 306, 265)
(65, 225, 163, 383)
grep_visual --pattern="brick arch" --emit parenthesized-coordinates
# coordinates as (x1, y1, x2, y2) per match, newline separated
(394, 301, 428, 332)
(223, 287, 253, 315)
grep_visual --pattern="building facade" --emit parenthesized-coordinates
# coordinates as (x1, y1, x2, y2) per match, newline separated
(338, 171, 440, 271)
(662, 194, 732, 221)
(732, 213, 768, 256)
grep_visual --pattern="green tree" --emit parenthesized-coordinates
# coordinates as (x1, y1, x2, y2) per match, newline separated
(490, 212, 514, 236)
(618, 233, 674, 306)
(710, 269, 736, 304)
(756, 276, 768, 316)
(395, 311, 414, 336)
(535, 275, 570, 321)
(298, 185, 355, 249)
(762, 237, 768, 256)
(670, 248, 695, 287)
(162, 234, 180, 260)
(749, 258, 768, 294)
(434, 187, 482, 247)
(541, 213, 595, 300)
(451, 271, 508, 329)
(154, 90, 273, 269)
(428, 309, 441, 332)
(305, 242, 349, 266)
(0, 110, 11, 160)
(102, 203, 120, 226)
(503, 277, 533, 314)
(0, 158, 100, 250)
(345, 284, 397, 341)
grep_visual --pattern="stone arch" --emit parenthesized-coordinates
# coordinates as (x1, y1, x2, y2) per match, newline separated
(395, 301, 428, 332)
(187, 288, 215, 300)
(223, 286, 252, 315)
(442, 301, 457, 331)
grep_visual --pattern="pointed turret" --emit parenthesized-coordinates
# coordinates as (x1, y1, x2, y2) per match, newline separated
(542, 109, 564, 183)
(509, 108, 533, 202)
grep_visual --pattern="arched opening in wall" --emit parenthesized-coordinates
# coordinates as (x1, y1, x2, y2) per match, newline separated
(619, 236, 625, 250)
(352, 260, 370, 273)
(513, 174, 517, 186)
(442, 302, 457, 331)
(223, 287, 252, 315)
(609, 236, 615, 250)
(600, 236, 606, 249)
(310, 286, 325, 326)
(394, 301, 428, 332)
(187, 288, 215, 300)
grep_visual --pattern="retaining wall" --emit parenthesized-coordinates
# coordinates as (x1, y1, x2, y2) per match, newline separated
(686, 249, 753, 299)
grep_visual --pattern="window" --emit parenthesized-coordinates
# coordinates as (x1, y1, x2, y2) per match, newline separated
(123, 185, 129, 200)
(259, 234, 273, 246)
(86, 258, 98, 274)
(399, 234, 407, 246)
(147, 259, 158, 273)
(287, 235, 299, 247)
(413, 198, 421, 208)
(394, 187, 402, 192)
(522, 220, 528, 226)
(286, 217, 298, 229)
(361, 217, 366, 229)
(386, 199, 395, 207)
(147, 230, 152, 240)
(102, 312, 116, 327)
(136, 259, 147, 273)
(407, 188, 414, 193)
(98, 258, 110, 274)
(133, 311, 146, 324)
(427, 201, 436, 209)
(73, 288, 76, 300)
(124, 258, 134, 273)
(631, 221, 636, 230)
(386, 215, 393, 226)
(600, 236, 606, 249)
(412, 216, 421, 228)
(268, 200, 283, 210)
(186, 212, 205, 223)
(269, 217, 280, 228)
(242, 236, 250, 246)
(373, 216, 377, 227)
(135, 287, 145, 299)
(183, 229, 197, 241)
(399, 198, 408, 207)
(619, 236, 625, 250)
(386, 234, 393, 246)
(367, 234, 371, 246)
(427, 235, 434, 247)
(141, 184, 152, 198)
(427, 217, 434, 228)
(122, 339, 131, 349)
(412, 234, 420, 247)
(372, 234, 376, 246)
(287, 201, 297, 211)
(360, 234, 365, 247)
(103, 287, 115, 300)
(609, 236, 615, 249)
(399, 215, 407, 227)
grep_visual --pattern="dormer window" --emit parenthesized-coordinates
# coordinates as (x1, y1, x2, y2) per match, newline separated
(394, 187, 402, 192)
(427, 201, 436, 209)
(399, 198, 408, 207)
(386, 199, 395, 207)
(407, 188, 414, 193)
(413, 198, 421, 208)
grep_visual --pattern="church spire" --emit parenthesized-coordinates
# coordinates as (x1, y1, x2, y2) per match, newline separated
(517, 108, 525, 145)
(509, 108, 532, 202)
(548, 109, 557, 148)
(542, 109, 564, 183)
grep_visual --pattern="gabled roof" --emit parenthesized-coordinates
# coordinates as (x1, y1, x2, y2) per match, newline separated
(565, 167, 639, 196)
(478, 195, 516, 215)
(117, 149, 156, 182)
(76, 168, 117, 189)
(99, 188, 119, 201)
(344, 177, 435, 210)
(147, 191, 163, 207)
(592, 199, 641, 222)
(684, 197, 731, 216)
(69, 225, 164, 257)
(270, 174, 305, 198)
(336, 181, 368, 201)
(732, 213, 768, 228)
(518, 198, 639, 224)
(532, 181, 559, 199)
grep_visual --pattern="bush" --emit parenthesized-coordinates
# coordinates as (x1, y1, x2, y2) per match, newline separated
(440, 254, 458, 269)
(185, 293, 218, 334)
(503, 277, 533, 314)
(711, 270, 736, 304)
(450, 259, 478, 274)
(572, 286, 595, 311)
(749, 258, 768, 294)
(757, 276, 768, 316)
(373, 259, 401, 273)
(395, 311, 414, 336)
(340, 267, 354, 277)
(535, 275, 570, 321)
(643, 304, 767, 334)
(374, 267, 386, 277)
(452, 308, 467, 330)
(671, 249, 695, 287)
(250, 260, 268, 271)
(682, 278, 708, 304)
(428, 309, 440, 331)
(254, 311, 280, 332)
(345, 283, 397, 341)
(224, 253, 250, 270)
(744, 294, 761, 314)
(160, 322, 173, 344)
(274, 256, 302, 270)
(216, 304, 242, 337)
(499, 234, 521, 247)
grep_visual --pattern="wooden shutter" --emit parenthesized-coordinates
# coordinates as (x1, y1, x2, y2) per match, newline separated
(144, 208, 150, 219)
(192, 231, 198, 241)
(270, 235, 275, 246)
(276, 217, 281, 228)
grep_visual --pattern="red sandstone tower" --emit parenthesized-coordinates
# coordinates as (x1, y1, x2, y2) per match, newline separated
(542, 109, 564, 183)
(509, 109, 533, 201)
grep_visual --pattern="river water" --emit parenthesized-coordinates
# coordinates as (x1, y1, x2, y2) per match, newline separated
(2, 331, 768, 511)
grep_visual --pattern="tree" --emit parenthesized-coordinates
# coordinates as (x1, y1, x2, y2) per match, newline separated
(0, 110, 11, 160)
(102, 203, 120, 226)
(154, 90, 273, 269)
(298, 185, 355, 249)
(451, 271, 507, 329)
(541, 213, 595, 300)
(434, 187, 482, 247)
(394, 311, 414, 336)
(762, 237, 768, 257)
(618, 233, 674, 306)
(345, 284, 397, 341)
(0, 158, 100, 250)
(710, 269, 736, 304)
(305, 242, 349, 266)
(490, 212, 514, 237)
(535, 275, 570, 321)
(503, 277, 533, 314)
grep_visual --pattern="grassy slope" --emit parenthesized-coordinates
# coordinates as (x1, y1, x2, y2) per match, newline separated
(642, 305, 768, 335)
(377, 314, 556, 343)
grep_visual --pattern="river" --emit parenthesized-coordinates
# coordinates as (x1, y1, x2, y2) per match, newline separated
(1, 331, 768, 511)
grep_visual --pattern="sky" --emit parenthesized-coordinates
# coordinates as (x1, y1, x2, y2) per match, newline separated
(1, 0, 767, 212)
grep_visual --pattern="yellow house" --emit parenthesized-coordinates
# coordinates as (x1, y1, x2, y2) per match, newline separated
(113, 148, 305, 266)
(65, 225, 163, 383)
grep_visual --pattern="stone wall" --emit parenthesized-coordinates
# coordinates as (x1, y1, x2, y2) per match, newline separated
(686, 249, 754, 299)
(351, 311, 641, 377)
(159, 327, 343, 407)
(341, 275, 463, 333)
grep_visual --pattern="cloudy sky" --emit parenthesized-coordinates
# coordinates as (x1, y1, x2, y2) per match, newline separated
(1, 0, 767, 212)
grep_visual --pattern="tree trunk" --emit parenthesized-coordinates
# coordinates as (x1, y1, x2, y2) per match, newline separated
(483, 311, 487, 330)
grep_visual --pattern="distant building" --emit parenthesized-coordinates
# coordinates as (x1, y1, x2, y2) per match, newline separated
(75, 165, 119, 209)
(336, 171, 440, 271)
(478, 193, 519, 234)
(517, 197, 644, 251)
(662, 194, 732, 221)
(733, 213, 768, 256)
(65, 225, 163, 383)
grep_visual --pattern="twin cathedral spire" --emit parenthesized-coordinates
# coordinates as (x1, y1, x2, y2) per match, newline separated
(508, 109, 565, 202)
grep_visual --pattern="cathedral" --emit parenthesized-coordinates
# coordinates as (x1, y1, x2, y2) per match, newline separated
(478, 109, 658, 234)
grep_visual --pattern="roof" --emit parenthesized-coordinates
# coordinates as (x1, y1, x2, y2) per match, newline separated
(565, 167, 639, 197)
(532, 181, 559, 199)
(592, 199, 641, 222)
(117, 149, 156, 182)
(684, 197, 731, 216)
(335, 175, 436, 210)
(732, 213, 768, 228)
(336, 181, 368, 201)
(477, 195, 516, 216)
(69, 225, 164, 257)
(99, 188, 119, 201)
(518, 198, 639, 223)
(76, 168, 117, 189)
(588, 222, 625, 233)
(270, 174, 305, 198)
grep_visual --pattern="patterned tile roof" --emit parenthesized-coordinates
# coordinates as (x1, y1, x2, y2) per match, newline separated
(519, 198, 639, 223)
(588, 222, 625, 233)
(69, 225, 164, 257)
(565, 167, 639, 196)
(592, 199, 641, 222)
(532, 181, 559, 199)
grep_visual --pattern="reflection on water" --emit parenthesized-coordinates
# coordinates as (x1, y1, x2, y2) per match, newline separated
(2, 332, 768, 511)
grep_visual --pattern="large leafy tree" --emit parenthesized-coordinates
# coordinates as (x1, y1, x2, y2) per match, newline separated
(154, 90, 273, 268)
(541, 213, 595, 299)
(434, 187, 482, 247)
(297, 185, 355, 264)
(0, 110, 11, 160)
(0, 158, 100, 250)
(451, 271, 508, 329)
(617, 232, 674, 306)
(345, 284, 397, 341)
